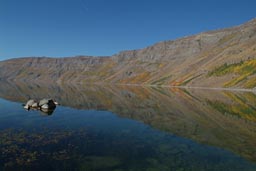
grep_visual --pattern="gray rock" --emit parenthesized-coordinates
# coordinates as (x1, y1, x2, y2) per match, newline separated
(31, 102, 39, 108)
(41, 103, 49, 109)
(39, 99, 56, 109)
(24, 99, 36, 109)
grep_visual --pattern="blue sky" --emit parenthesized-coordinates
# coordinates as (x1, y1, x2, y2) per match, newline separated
(1, 0, 256, 60)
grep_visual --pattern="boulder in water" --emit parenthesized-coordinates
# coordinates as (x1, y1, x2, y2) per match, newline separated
(24, 99, 37, 110)
(39, 99, 57, 109)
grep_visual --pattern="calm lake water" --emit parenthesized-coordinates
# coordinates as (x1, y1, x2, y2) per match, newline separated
(0, 82, 256, 171)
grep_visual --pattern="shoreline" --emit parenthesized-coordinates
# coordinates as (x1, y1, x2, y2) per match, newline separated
(115, 83, 256, 92)
(1, 80, 256, 92)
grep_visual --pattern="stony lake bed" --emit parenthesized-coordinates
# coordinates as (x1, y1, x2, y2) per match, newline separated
(0, 82, 256, 171)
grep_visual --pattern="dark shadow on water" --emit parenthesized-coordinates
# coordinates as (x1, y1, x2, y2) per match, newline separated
(0, 81, 256, 170)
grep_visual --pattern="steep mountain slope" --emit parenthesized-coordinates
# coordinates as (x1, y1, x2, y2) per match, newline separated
(1, 18, 256, 88)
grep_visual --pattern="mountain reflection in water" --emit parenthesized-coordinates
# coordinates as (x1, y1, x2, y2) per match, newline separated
(0, 81, 256, 170)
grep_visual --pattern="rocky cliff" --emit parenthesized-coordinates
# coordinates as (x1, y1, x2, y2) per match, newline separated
(1, 18, 256, 88)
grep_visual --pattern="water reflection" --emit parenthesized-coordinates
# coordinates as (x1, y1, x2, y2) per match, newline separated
(0, 81, 256, 170)
(24, 106, 56, 115)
